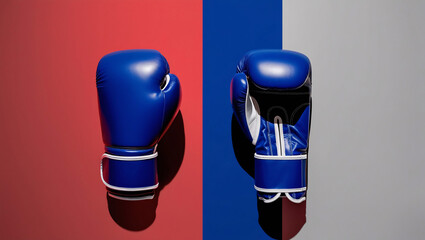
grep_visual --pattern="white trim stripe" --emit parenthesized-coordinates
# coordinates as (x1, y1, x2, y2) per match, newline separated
(102, 152, 158, 161)
(254, 153, 307, 160)
(278, 127, 283, 156)
(245, 83, 261, 145)
(260, 193, 281, 203)
(160, 74, 170, 90)
(107, 192, 155, 201)
(274, 116, 283, 156)
(254, 185, 306, 193)
(285, 192, 306, 203)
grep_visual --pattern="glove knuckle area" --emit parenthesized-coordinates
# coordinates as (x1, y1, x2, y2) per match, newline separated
(241, 50, 311, 90)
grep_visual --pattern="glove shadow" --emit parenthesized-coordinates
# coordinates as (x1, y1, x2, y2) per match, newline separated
(106, 111, 185, 231)
(281, 198, 306, 240)
(231, 114, 306, 239)
(231, 114, 255, 178)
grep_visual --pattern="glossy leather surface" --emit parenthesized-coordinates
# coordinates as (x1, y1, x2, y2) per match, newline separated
(237, 49, 310, 89)
(230, 73, 253, 142)
(102, 147, 158, 189)
(255, 157, 306, 190)
(231, 49, 311, 203)
(96, 49, 181, 190)
(96, 49, 181, 148)
(102, 150, 158, 189)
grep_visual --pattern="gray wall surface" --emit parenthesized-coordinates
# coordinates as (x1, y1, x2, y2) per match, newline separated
(284, 1, 425, 239)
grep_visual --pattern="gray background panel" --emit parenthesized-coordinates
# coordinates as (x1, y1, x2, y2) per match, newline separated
(285, 1, 425, 239)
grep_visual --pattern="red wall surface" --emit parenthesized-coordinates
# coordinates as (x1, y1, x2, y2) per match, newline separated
(0, 0, 202, 239)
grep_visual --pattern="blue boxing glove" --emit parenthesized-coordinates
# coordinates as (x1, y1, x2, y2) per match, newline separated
(231, 50, 311, 204)
(96, 50, 181, 196)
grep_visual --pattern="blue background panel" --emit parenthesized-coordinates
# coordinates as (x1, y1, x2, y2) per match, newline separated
(203, 0, 282, 239)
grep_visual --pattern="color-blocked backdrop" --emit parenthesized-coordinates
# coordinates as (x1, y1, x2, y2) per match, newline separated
(203, 0, 282, 239)
(0, 0, 202, 239)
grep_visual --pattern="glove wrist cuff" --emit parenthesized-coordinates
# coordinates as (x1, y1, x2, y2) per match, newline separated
(254, 153, 307, 203)
(100, 151, 159, 192)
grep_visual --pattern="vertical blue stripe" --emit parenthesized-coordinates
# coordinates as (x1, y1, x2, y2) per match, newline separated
(203, 1, 282, 239)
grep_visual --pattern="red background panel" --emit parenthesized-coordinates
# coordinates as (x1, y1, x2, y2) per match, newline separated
(0, 0, 202, 239)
